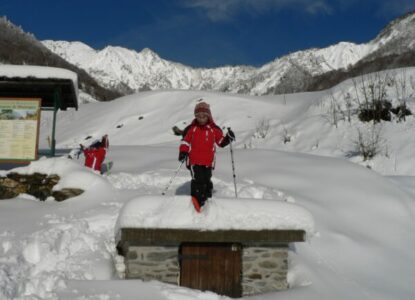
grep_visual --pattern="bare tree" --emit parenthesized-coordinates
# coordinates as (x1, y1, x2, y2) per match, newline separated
(353, 124, 385, 161)
(281, 126, 291, 144)
(323, 89, 344, 128)
(352, 72, 392, 123)
(410, 75, 415, 92)
(255, 118, 270, 139)
(391, 68, 413, 122)
(340, 89, 353, 123)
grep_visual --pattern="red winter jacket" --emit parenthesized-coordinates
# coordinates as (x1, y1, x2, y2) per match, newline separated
(84, 147, 106, 171)
(179, 119, 225, 167)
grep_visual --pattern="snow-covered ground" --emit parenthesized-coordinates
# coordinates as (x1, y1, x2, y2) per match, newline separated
(1, 67, 415, 299)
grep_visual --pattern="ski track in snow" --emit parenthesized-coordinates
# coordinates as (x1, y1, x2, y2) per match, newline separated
(106, 170, 292, 202)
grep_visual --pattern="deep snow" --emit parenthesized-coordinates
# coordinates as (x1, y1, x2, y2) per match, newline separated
(115, 195, 314, 233)
(1, 67, 415, 299)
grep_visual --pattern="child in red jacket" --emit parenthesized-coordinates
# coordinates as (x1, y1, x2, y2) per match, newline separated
(81, 142, 106, 172)
(179, 101, 235, 212)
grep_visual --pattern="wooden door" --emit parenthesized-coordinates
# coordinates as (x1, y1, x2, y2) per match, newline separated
(180, 243, 242, 298)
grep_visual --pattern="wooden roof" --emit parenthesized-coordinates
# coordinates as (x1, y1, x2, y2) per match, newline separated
(117, 228, 306, 254)
(0, 77, 78, 110)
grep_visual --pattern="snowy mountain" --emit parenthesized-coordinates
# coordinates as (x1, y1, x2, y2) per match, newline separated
(42, 40, 367, 96)
(0, 17, 122, 102)
(369, 11, 415, 55)
(43, 12, 415, 96)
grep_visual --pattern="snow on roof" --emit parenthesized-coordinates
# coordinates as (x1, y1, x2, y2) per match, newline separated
(0, 64, 79, 104)
(0, 64, 78, 83)
(115, 195, 315, 236)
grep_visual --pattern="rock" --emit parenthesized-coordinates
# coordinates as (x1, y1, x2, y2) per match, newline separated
(6, 172, 24, 182)
(27, 184, 52, 201)
(0, 177, 27, 199)
(45, 174, 60, 186)
(52, 188, 84, 201)
(0, 185, 19, 200)
(0, 177, 19, 188)
(0, 173, 82, 202)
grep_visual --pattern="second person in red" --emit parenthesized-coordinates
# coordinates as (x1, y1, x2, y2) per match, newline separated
(81, 142, 107, 172)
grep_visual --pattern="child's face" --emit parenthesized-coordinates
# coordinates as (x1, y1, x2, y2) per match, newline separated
(196, 114, 209, 125)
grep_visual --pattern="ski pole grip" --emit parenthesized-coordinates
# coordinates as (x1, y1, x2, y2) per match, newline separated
(227, 127, 235, 142)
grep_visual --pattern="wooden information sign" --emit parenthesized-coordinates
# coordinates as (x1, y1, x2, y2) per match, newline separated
(0, 98, 41, 163)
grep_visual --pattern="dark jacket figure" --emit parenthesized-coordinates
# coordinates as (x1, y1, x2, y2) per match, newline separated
(101, 134, 109, 149)
(179, 101, 235, 212)
(89, 134, 109, 150)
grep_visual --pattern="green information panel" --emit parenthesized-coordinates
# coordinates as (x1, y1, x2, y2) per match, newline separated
(0, 98, 41, 162)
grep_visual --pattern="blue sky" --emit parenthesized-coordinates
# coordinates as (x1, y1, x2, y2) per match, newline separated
(1, 0, 415, 67)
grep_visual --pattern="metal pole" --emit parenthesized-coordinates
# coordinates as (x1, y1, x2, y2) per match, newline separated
(229, 140, 238, 198)
(51, 87, 61, 157)
(162, 160, 184, 195)
(51, 107, 58, 157)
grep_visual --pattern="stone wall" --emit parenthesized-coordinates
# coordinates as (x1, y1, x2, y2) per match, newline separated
(123, 244, 290, 296)
(242, 246, 288, 296)
(0, 172, 83, 201)
(125, 246, 180, 284)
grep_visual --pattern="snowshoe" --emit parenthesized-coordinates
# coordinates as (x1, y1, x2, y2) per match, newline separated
(101, 161, 113, 174)
(191, 196, 201, 213)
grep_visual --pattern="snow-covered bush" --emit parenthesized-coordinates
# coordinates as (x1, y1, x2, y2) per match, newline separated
(255, 118, 270, 138)
(352, 72, 391, 123)
(390, 102, 412, 122)
(352, 124, 385, 161)
(351, 71, 413, 123)
(324, 90, 344, 127)
(282, 126, 291, 144)
(390, 69, 414, 122)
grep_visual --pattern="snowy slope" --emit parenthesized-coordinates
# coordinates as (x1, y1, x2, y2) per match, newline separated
(1, 147, 415, 299)
(41, 66, 415, 176)
(371, 11, 415, 54)
(2, 66, 415, 299)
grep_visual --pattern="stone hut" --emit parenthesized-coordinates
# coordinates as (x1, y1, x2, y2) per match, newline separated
(115, 195, 314, 298)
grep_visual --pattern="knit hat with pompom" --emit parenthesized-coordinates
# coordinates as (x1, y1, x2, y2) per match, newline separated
(194, 101, 212, 118)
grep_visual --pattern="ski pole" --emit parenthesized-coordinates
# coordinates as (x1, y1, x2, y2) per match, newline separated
(228, 128, 238, 198)
(162, 160, 185, 195)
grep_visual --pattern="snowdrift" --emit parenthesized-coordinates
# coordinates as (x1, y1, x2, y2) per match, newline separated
(115, 195, 315, 234)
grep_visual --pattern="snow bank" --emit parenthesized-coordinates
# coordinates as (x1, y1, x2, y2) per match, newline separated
(115, 195, 315, 235)
(1, 157, 111, 193)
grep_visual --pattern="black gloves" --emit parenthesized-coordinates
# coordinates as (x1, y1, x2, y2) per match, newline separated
(178, 152, 188, 162)
(227, 129, 235, 142)
(219, 129, 236, 147)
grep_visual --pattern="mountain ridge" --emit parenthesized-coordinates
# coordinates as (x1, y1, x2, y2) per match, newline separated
(43, 39, 368, 95)
(43, 11, 415, 96)
(0, 16, 124, 101)
(2, 12, 415, 100)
